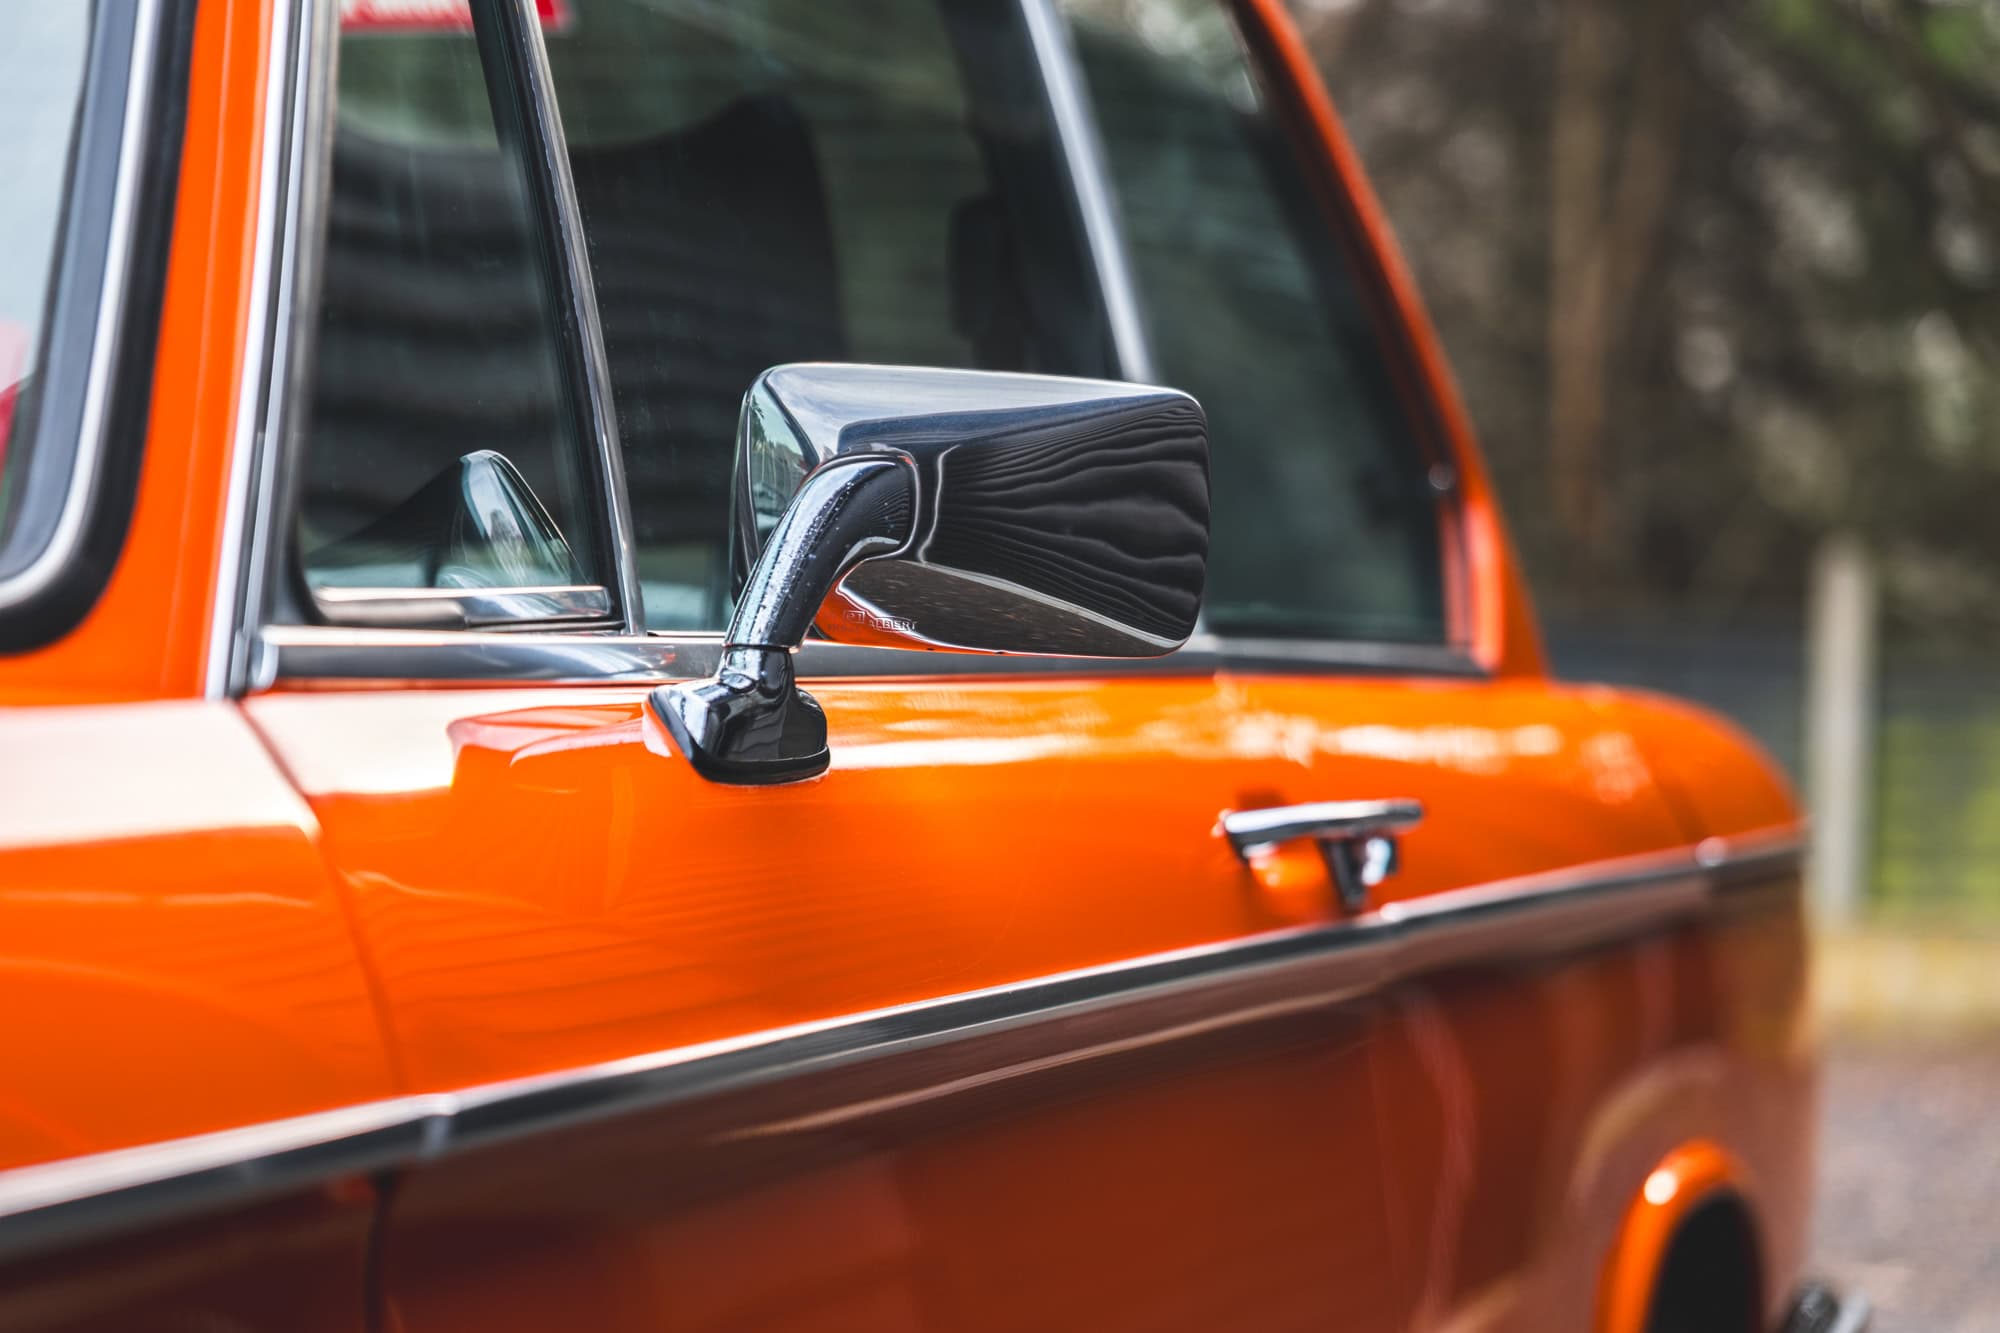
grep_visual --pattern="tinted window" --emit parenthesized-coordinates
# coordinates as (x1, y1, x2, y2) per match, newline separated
(542, 0, 1111, 630)
(0, 11, 92, 541)
(1064, 0, 1448, 643)
(297, 16, 601, 600)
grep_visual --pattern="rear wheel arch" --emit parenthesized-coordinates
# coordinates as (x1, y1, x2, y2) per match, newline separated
(1597, 1142, 1766, 1333)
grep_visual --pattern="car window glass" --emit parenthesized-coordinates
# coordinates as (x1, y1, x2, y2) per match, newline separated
(542, 0, 1112, 631)
(1063, 0, 1448, 644)
(295, 15, 600, 599)
(0, 11, 92, 543)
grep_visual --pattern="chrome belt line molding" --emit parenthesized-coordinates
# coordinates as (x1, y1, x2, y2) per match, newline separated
(0, 826, 1802, 1259)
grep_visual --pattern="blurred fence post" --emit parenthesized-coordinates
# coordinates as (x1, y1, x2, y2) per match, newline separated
(1804, 533, 1878, 923)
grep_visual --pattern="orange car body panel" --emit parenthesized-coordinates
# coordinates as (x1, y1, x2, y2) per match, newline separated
(0, 0, 1816, 1330)
(245, 675, 1686, 1094)
(0, 0, 404, 1171)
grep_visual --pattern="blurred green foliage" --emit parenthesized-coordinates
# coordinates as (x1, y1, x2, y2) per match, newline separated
(1306, 0, 2000, 640)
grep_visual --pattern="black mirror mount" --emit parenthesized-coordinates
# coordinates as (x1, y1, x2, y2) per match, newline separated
(652, 457, 914, 785)
(652, 645, 830, 786)
(651, 363, 1210, 785)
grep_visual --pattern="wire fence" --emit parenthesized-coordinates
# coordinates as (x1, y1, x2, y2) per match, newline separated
(1548, 614, 2000, 923)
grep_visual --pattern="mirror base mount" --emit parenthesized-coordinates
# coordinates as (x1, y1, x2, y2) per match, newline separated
(649, 646, 830, 785)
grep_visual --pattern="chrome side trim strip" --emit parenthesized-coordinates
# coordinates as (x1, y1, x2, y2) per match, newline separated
(0, 1100, 443, 1263)
(0, 0, 164, 615)
(1019, 0, 1156, 383)
(0, 829, 1802, 1258)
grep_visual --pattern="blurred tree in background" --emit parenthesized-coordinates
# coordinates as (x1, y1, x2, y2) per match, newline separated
(1303, 0, 2000, 640)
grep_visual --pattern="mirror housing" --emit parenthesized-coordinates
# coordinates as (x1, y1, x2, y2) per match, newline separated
(653, 364, 1210, 784)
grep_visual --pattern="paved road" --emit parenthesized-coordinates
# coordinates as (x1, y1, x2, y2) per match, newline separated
(1814, 1037, 2000, 1331)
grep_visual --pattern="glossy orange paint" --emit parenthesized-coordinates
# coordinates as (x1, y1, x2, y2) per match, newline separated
(0, 704, 396, 1173)
(1365, 887, 1812, 1331)
(0, 0, 399, 1177)
(1209, 675, 1810, 1330)
(247, 674, 1702, 1097)
(1597, 1140, 1756, 1333)
(232, 664, 1814, 1331)
(0, 0, 273, 705)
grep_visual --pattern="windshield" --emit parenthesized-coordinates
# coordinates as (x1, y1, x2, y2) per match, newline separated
(0, 9, 92, 529)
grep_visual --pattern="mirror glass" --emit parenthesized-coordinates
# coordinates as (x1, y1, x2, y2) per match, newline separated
(729, 364, 1210, 657)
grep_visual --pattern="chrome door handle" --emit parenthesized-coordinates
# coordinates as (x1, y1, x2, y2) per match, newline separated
(1220, 800, 1424, 912)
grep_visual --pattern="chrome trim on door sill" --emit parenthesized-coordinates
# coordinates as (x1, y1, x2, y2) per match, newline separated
(1203, 634, 1485, 677)
(256, 625, 1494, 686)
(258, 624, 1225, 685)
(0, 827, 1802, 1260)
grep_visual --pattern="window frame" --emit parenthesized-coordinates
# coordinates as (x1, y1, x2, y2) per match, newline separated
(0, 0, 199, 652)
(237, 0, 1484, 694)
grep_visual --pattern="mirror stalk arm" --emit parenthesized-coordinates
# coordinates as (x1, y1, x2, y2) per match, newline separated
(650, 458, 917, 784)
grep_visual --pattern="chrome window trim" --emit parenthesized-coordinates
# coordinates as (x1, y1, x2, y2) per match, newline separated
(260, 624, 1224, 684)
(1019, 0, 1156, 384)
(0, 0, 171, 621)
(498, 0, 645, 633)
(208, 0, 328, 698)
(260, 626, 1488, 686)
(310, 584, 615, 630)
(0, 829, 1801, 1259)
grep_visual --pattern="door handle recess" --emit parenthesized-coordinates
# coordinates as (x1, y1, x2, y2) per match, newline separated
(1220, 800, 1424, 913)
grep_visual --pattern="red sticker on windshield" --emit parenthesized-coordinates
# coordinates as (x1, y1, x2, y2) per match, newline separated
(0, 322, 25, 463)
(340, 0, 571, 33)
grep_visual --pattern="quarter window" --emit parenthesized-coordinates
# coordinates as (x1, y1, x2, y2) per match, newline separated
(540, 0, 1112, 630)
(296, 11, 607, 616)
(1062, 0, 1449, 644)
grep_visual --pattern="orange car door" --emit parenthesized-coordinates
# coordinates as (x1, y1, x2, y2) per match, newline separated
(237, 2, 1403, 1330)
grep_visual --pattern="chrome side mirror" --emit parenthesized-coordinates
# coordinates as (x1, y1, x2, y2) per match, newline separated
(652, 364, 1210, 784)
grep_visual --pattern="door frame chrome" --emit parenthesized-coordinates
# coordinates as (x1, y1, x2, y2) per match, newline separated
(1019, 0, 1156, 384)
(208, 0, 330, 699)
(492, 0, 645, 633)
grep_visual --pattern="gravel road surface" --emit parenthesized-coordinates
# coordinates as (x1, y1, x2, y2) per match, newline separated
(1814, 1037, 2000, 1331)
